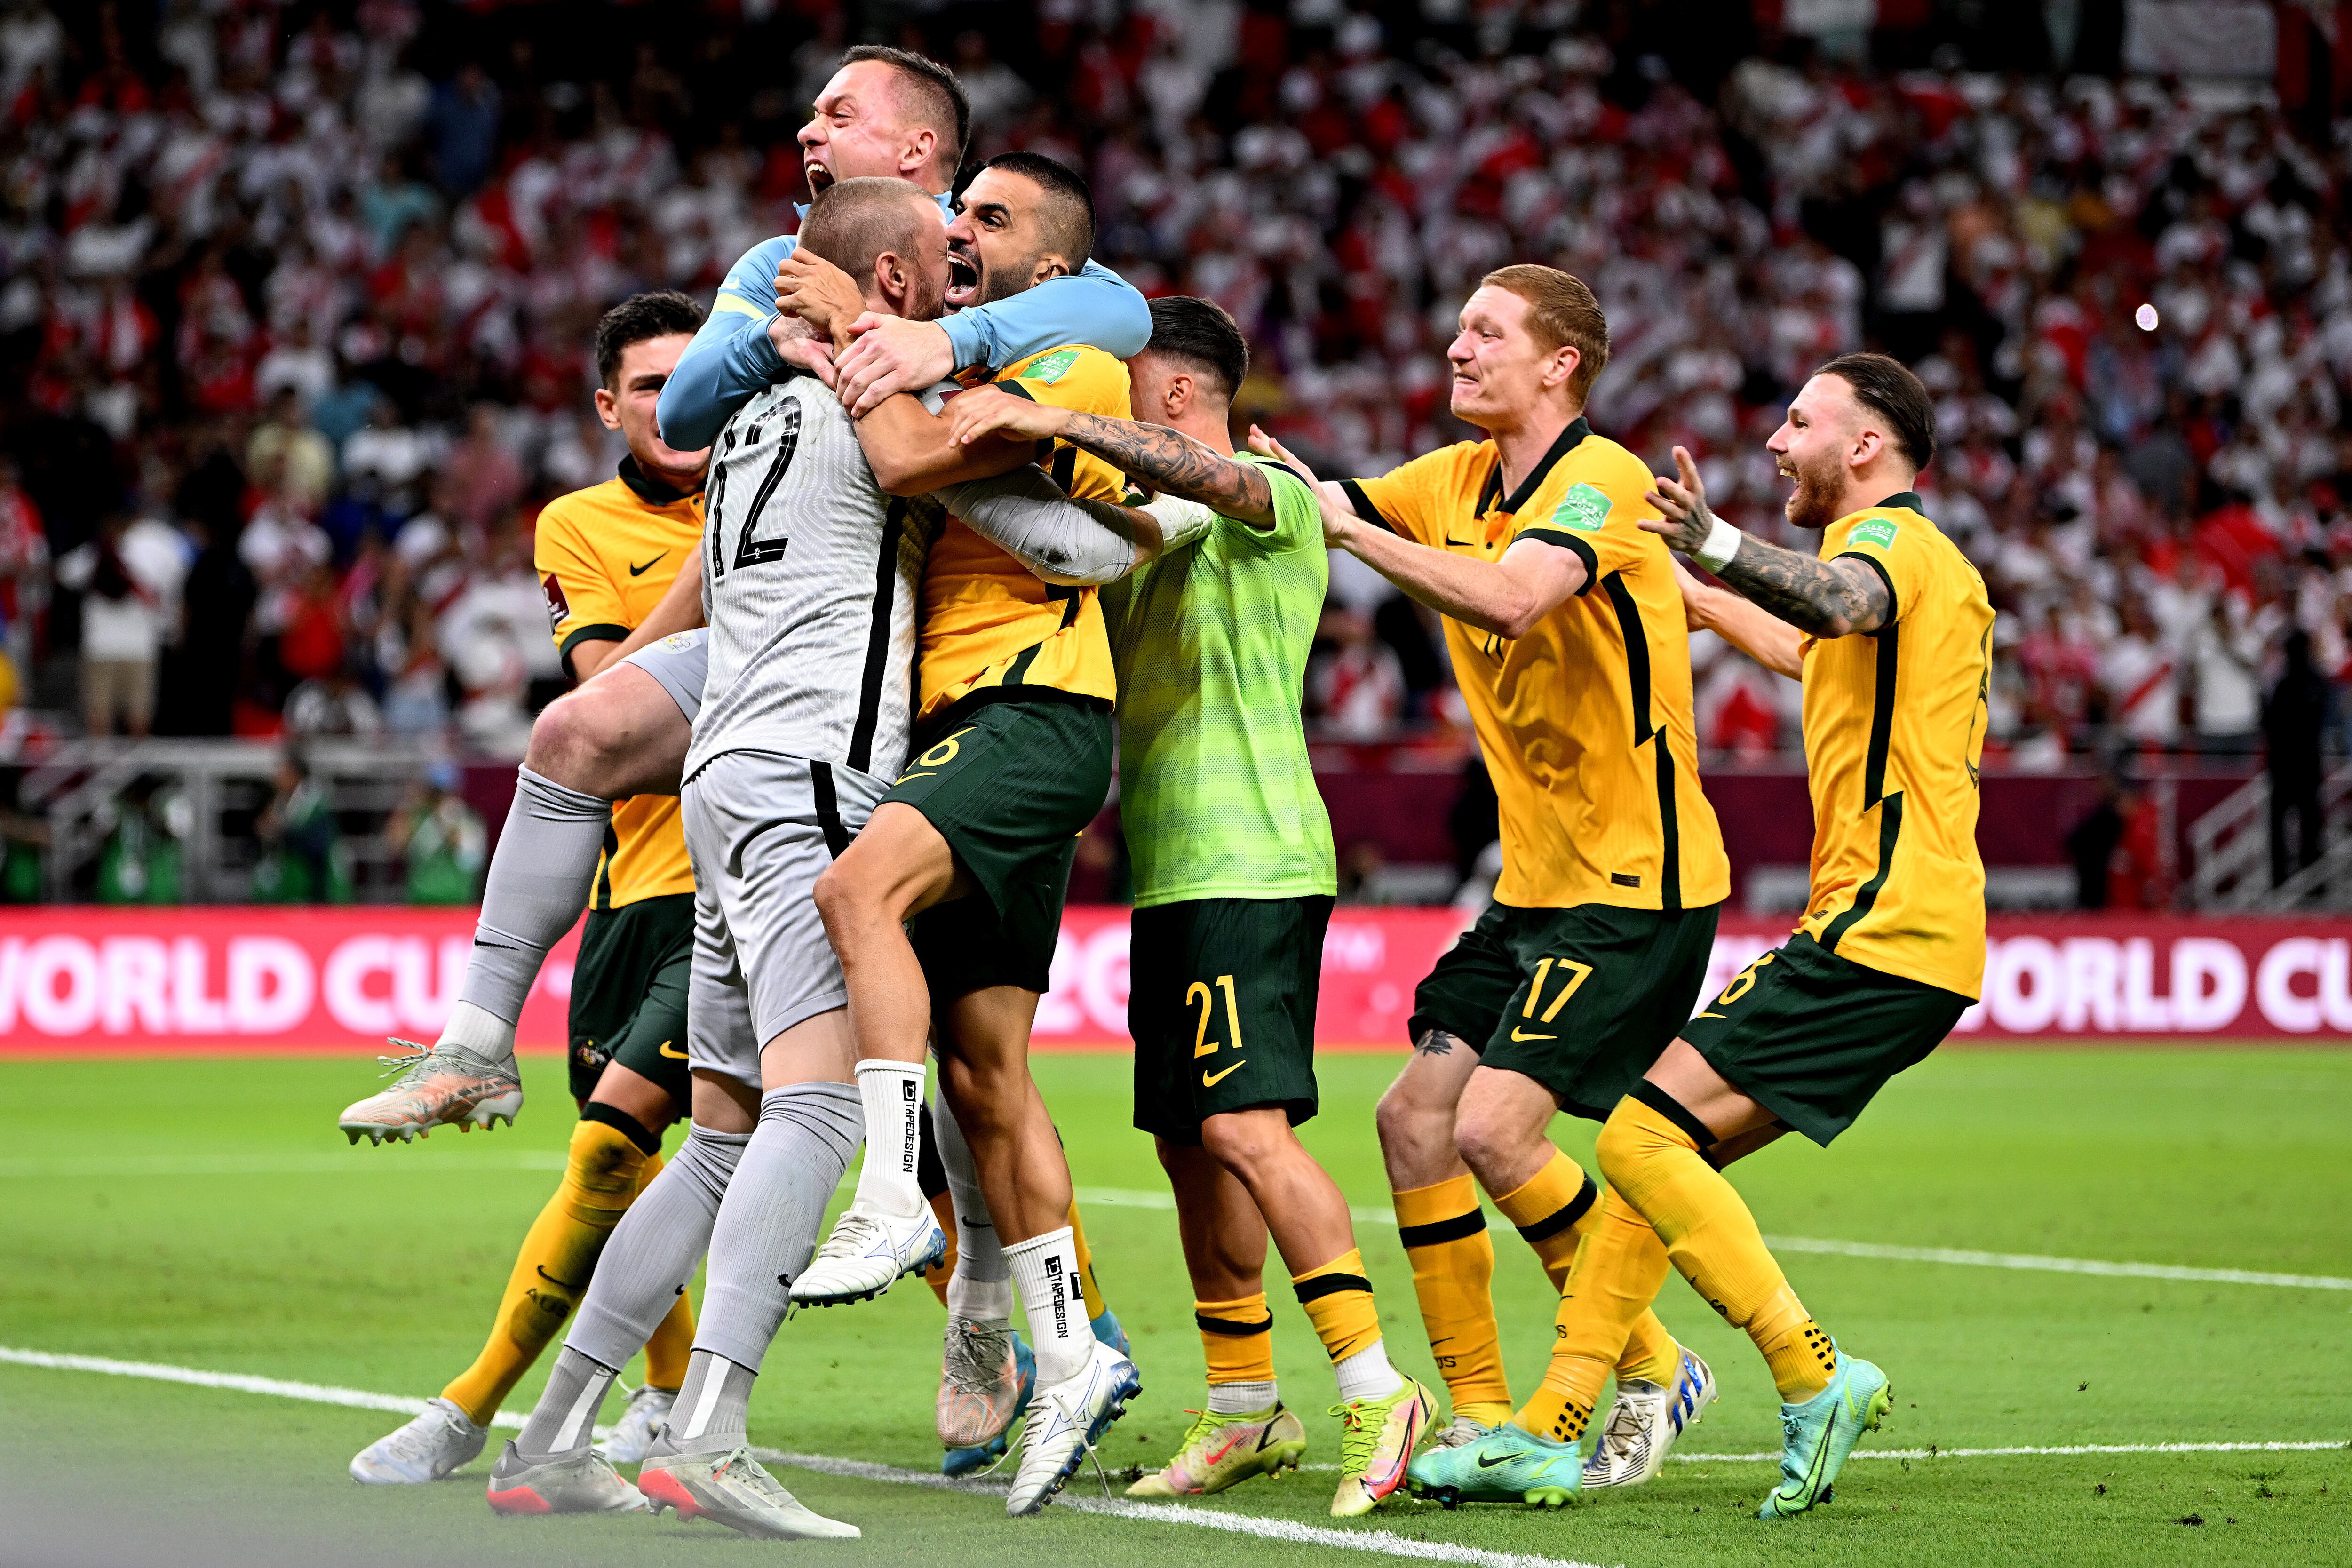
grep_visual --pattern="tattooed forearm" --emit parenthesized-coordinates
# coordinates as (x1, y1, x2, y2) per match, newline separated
(1059, 413, 1275, 525)
(1716, 538, 1890, 638)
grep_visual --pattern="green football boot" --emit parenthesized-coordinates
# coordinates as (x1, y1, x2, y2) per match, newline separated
(1757, 1344, 1892, 1520)
(1406, 1422, 1581, 1509)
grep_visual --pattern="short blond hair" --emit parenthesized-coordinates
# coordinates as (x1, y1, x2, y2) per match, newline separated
(1482, 264, 1609, 404)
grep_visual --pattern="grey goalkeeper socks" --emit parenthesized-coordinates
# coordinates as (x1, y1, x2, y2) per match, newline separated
(564, 1125, 748, 1373)
(690, 1080, 863, 1374)
(514, 1347, 619, 1462)
(456, 766, 611, 1026)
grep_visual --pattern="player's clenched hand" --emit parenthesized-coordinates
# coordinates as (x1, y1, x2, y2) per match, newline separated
(944, 385, 1069, 446)
(835, 315, 955, 416)
(774, 250, 865, 342)
(1641, 445, 1717, 555)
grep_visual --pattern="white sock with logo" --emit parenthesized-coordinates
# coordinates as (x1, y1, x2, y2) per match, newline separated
(1006, 1226, 1090, 1385)
(850, 1060, 929, 1220)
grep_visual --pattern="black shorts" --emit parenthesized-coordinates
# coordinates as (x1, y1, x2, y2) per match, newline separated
(892, 697, 1115, 1000)
(1410, 899, 1720, 1122)
(1681, 933, 1970, 1146)
(1130, 895, 1333, 1144)
(567, 892, 695, 1106)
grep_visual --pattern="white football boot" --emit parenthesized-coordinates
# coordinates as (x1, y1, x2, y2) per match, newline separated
(485, 1441, 649, 1515)
(350, 1397, 487, 1484)
(787, 1204, 946, 1306)
(637, 1447, 860, 1539)
(1005, 1340, 1142, 1516)
(1581, 1347, 1718, 1489)
(339, 1041, 523, 1144)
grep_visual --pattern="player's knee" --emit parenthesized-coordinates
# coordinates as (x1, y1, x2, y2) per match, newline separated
(811, 860, 874, 938)
(1592, 1100, 1646, 1188)
(1452, 1095, 1534, 1179)
(1375, 1080, 1445, 1163)
(1198, 1110, 1285, 1176)
(525, 692, 612, 788)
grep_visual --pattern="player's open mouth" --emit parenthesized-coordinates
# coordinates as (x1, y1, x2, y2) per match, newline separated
(946, 250, 980, 307)
(805, 159, 834, 196)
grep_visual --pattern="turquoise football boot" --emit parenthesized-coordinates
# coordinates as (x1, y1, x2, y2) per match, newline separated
(1406, 1422, 1582, 1509)
(1757, 1344, 1892, 1519)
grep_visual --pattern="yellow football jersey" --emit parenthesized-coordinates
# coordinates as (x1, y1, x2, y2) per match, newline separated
(1792, 494, 1992, 998)
(1343, 420, 1729, 913)
(915, 343, 1129, 723)
(533, 459, 704, 910)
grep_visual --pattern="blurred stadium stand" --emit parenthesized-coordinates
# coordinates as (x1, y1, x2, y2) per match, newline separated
(1, 0, 2351, 907)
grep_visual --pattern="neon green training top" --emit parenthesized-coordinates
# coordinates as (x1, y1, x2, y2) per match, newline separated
(1103, 452, 1335, 907)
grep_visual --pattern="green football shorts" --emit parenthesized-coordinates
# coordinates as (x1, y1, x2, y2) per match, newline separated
(1129, 894, 1333, 1144)
(567, 891, 694, 1105)
(1409, 899, 1720, 1122)
(1680, 933, 1971, 1146)
(890, 697, 1115, 1001)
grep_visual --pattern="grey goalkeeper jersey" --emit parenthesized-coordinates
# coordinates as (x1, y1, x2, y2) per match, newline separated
(685, 377, 946, 782)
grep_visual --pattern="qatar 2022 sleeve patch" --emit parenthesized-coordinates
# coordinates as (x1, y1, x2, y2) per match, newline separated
(1547, 483, 1613, 533)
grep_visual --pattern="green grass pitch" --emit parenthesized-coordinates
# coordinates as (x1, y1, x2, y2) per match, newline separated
(2, 1048, 2347, 1567)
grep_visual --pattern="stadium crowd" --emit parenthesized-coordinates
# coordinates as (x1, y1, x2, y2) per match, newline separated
(0, 0, 2347, 766)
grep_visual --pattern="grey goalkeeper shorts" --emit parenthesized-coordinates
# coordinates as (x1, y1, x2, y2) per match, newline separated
(623, 627, 709, 724)
(681, 748, 886, 1082)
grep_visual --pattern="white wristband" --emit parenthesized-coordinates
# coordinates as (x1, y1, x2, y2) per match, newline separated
(1692, 514, 1744, 573)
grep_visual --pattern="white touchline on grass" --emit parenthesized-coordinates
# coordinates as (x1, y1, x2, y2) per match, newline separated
(1075, 1189, 2352, 1292)
(8, 1342, 2345, 1466)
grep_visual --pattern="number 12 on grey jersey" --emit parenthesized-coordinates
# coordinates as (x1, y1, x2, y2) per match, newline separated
(686, 377, 943, 785)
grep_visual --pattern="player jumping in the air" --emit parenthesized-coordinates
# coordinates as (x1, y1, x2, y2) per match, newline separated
(483, 177, 1156, 1538)
(332, 45, 1145, 1144)
(348, 293, 721, 1484)
(946, 296, 1437, 1517)
(785, 153, 1152, 1516)
(1268, 267, 1730, 1504)
(1575, 352, 1987, 1518)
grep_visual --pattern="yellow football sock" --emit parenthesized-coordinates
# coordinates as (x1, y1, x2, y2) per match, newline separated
(643, 1274, 694, 1391)
(1292, 1247, 1381, 1363)
(1067, 1194, 1107, 1321)
(1394, 1175, 1510, 1425)
(441, 1116, 650, 1425)
(1196, 1292, 1276, 1385)
(1493, 1151, 1682, 1385)
(923, 1188, 960, 1311)
(1599, 1091, 1835, 1403)
(1514, 1186, 1674, 1444)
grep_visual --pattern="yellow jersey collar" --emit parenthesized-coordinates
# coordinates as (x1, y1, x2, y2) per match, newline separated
(1477, 416, 1590, 517)
(1874, 490, 1925, 514)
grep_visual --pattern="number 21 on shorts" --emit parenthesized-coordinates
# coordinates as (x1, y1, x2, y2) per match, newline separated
(1190, 976, 1248, 1087)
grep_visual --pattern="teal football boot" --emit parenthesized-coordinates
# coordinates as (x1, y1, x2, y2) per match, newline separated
(1758, 1344, 1891, 1519)
(1406, 1422, 1581, 1509)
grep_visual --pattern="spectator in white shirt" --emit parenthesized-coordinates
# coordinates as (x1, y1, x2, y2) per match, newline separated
(55, 511, 190, 738)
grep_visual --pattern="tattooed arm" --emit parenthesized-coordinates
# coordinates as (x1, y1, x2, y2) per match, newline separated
(1640, 445, 1891, 639)
(943, 387, 1277, 527)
